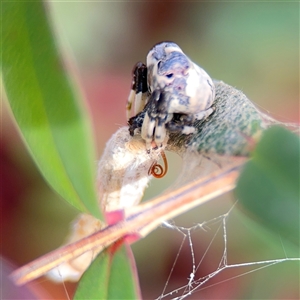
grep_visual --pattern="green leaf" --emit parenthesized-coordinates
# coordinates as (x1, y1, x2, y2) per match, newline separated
(74, 242, 141, 300)
(2, 2, 101, 218)
(236, 126, 299, 246)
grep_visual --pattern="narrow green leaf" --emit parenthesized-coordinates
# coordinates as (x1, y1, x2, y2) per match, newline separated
(74, 242, 141, 300)
(2, 2, 101, 218)
(236, 126, 299, 246)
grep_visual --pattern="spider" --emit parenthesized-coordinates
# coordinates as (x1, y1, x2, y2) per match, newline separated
(127, 42, 215, 150)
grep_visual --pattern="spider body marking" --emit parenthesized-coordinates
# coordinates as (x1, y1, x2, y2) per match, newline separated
(127, 42, 215, 150)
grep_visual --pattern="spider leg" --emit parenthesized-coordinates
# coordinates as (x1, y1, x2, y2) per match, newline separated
(140, 90, 173, 149)
(194, 106, 215, 121)
(167, 107, 214, 136)
(141, 112, 156, 150)
(126, 89, 136, 119)
(154, 113, 172, 146)
(166, 120, 185, 133)
(177, 114, 196, 134)
(128, 110, 145, 136)
(166, 114, 193, 133)
(134, 91, 148, 118)
(126, 62, 148, 119)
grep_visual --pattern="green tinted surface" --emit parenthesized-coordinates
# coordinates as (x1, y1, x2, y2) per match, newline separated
(236, 126, 299, 246)
(2, 2, 101, 218)
(74, 244, 140, 299)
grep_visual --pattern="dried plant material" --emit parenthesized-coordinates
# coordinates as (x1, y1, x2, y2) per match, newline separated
(96, 127, 165, 213)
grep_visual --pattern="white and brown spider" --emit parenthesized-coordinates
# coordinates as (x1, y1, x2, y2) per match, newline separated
(127, 42, 216, 150)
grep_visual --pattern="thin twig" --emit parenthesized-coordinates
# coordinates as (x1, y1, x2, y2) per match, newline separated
(10, 161, 244, 286)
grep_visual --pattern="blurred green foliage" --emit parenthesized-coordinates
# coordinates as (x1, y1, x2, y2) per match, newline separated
(237, 126, 299, 247)
(2, 2, 101, 218)
(74, 244, 140, 300)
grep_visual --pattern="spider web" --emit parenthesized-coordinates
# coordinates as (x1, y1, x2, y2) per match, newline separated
(155, 203, 300, 300)
(32, 198, 299, 300)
